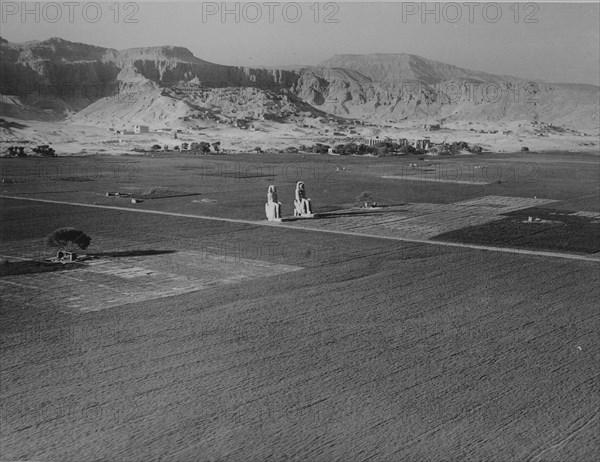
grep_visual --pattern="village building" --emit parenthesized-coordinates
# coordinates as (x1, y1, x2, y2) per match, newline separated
(133, 125, 149, 134)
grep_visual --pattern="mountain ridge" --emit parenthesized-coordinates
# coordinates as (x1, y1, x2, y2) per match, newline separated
(1, 37, 597, 132)
(318, 53, 523, 85)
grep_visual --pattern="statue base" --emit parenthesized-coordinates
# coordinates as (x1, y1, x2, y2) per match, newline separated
(265, 202, 282, 222)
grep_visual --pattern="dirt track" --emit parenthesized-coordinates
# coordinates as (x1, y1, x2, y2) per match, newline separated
(2, 194, 597, 263)
(1, 199, 599, 461)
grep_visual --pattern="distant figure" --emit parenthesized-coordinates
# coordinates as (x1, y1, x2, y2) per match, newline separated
(265, 185, 282, 221)
(294, 181, 313, 216)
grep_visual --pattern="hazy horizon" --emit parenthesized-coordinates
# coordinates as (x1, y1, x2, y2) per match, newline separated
(1, 2, 599, 85)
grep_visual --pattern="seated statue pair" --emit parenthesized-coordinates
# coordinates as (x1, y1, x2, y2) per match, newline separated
(265, 181, 314, 221)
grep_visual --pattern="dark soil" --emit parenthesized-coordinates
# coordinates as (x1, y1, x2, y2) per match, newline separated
(433, 207, 600, 254)
(0, 259, 83, 276)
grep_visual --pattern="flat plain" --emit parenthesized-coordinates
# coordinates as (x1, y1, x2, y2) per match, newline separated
(1, 150, 599, 461)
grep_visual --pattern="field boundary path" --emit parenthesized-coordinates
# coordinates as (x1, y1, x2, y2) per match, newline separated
(2, 195, 599, 263)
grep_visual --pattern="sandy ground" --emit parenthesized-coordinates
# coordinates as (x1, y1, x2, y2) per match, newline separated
(1, 117, 598, 156)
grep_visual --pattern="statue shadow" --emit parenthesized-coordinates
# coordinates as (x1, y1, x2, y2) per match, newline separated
(305, 204, 408, 220)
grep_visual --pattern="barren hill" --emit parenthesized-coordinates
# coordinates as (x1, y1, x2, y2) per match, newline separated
(318, 53, 514, 85)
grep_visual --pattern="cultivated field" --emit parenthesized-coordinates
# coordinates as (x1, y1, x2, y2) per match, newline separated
(1, 150, 599, 461)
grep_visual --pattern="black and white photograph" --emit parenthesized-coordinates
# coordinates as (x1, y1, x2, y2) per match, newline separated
(1, 1, 599, 460)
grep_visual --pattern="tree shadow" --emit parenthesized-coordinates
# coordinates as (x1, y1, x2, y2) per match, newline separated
(85, 250, 177, 259)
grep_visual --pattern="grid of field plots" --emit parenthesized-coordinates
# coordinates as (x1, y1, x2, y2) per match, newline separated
(289, 196, 558, 239)
(0, 251, 302, 313)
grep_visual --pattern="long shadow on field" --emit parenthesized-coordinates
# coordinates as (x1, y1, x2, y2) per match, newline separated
(14, 191, 87, 195)
(136, 193, 202, 200)
(314, 205, 408, 219)
(85, 250, 177, 258)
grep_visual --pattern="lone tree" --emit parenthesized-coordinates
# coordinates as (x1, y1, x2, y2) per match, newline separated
(47, 228, 91, 258)
(357, 191, 376, 208)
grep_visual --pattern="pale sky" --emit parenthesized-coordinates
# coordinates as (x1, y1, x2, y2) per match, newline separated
(1, 2, 599, 85)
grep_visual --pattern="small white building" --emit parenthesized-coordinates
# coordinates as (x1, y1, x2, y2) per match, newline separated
(133, 125, 149, 134)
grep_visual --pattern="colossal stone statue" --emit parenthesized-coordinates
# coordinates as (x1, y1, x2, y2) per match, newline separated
(294, 181, 314, 217)
(265, 185, 282, 221)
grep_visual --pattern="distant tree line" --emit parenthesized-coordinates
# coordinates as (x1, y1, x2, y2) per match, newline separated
(299, 141, 482, 156)
(151, 141, 221, 154)
(6, 145, 56, 157)
(299, 142, 426, 156)
(429, 141, 483, 155)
